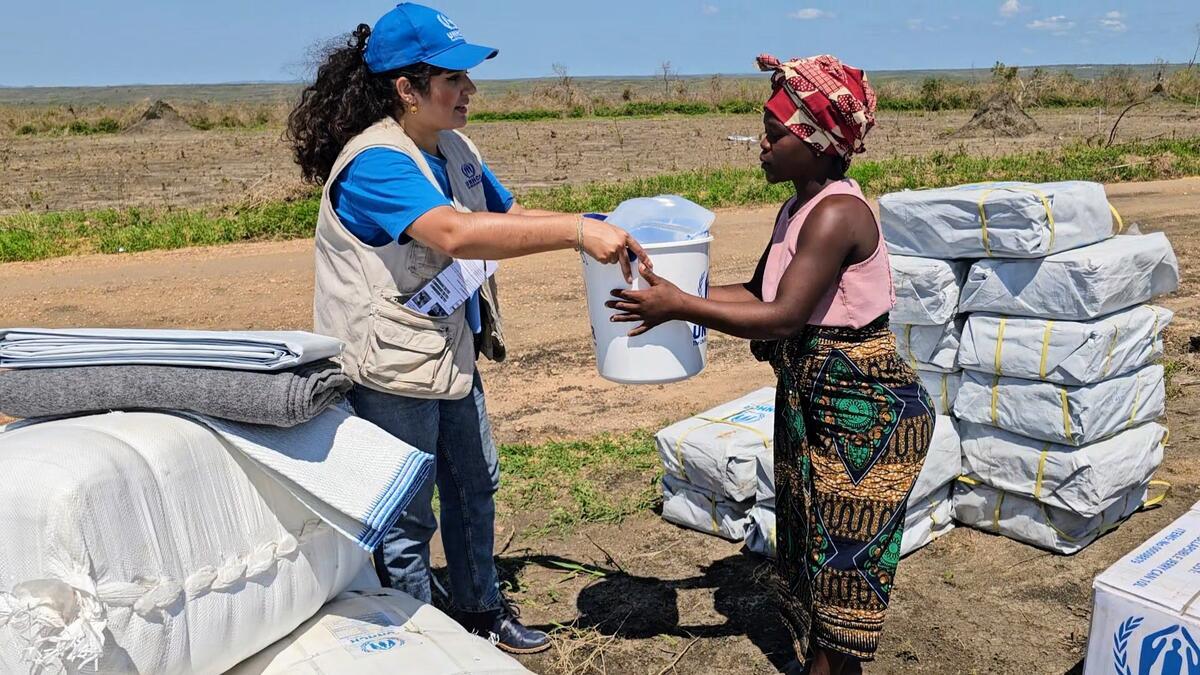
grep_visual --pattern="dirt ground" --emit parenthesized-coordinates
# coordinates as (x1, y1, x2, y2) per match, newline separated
(1, 178, 1198, 674)
(3, 103, 1196, 214)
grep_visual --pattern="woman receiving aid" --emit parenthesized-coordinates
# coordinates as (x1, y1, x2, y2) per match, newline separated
(287, 3, 645, 655)
(607, 54, 933, 675)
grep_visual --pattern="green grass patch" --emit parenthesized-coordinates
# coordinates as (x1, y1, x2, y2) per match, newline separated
(518, 136, 1200, 212)
(496, 431, 662, 535)
(3, 136, 1198, 263)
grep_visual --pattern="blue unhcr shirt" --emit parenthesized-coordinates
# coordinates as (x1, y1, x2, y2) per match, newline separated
(331, 147, 514, 333)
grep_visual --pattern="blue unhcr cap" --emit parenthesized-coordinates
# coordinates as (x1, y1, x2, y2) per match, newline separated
(364, 3, 498, 74)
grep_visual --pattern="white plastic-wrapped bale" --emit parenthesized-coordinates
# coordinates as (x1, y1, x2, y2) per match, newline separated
(959, 233, 1179, 320)
(755, 446, 774, 502)
(918, 369, 961, 416)
(959, 421, 1166, 517)
(744, 484, 954, 559)
(892, 319, 962, 373)
(745, 500, 776, 558)
(227, 589, 532, 674)
(661, 474, 753, 541)
(957, 305, 1172, 385)
(880, 181, 1117, 259)
(952, 480, 1159, 554)
(955, 364, 1164, 446)
(655, 387, 774, 502)
(911, 416, 963, 503)
(890, 255, 970, 325)
(0, 412, 368, 675)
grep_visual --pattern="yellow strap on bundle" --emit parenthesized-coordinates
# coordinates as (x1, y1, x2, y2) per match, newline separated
(956, 474, 980, 485)
(1059, 387, 1074, 443)
(1110, 203, 1126, 234)
(1040, 502, 1083, 543)
(1102, 327, 1120, 379)
(1038, 321, 1055, 379)
(904, 324, 918, 370)
(1163, 427, 1171, 447)
(977, 185, 1055, 257)
(1143, 479, 1171, 509)
(1126, 371, 1144, 430)
(993, 490, 1006, 532)
(673, 407, 774, 482)
(993, 318, 1007, 376)
(1150, 305, 1161, 336)
(927, 497, 946, 526)
(1033, 443, 1052, 501)
(990, 375, 1001, 425)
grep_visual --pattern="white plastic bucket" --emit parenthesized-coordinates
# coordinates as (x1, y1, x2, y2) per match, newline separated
(581, 236, 713, 384)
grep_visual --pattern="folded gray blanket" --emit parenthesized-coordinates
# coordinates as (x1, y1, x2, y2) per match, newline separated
(0, 360, 352, 427)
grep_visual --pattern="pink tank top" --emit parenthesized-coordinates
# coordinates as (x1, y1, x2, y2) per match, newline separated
(760, 179, 895, 329)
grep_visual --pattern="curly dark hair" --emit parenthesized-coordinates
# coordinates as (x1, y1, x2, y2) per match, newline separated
(287, 24, 450, 184)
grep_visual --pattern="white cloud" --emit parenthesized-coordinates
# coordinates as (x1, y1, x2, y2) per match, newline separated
(790, 8, 835, 20)
(1099, 10, 1126, 32)
(999, 0, 1022, 17)
(701, 3, 718, 15)
(1027, 15, 1076, 33)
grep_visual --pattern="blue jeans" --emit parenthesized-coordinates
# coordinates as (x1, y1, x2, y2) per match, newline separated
(348, 372, 501, 612)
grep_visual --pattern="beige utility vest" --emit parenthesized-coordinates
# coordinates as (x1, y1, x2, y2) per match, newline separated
(313, 117, 506, 400)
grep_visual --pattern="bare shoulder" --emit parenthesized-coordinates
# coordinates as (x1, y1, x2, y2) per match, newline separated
(808, 193, 874, 228)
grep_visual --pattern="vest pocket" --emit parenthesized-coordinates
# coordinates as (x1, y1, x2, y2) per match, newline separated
(407, 243, 450, 280)
(361, 303, 459, 391)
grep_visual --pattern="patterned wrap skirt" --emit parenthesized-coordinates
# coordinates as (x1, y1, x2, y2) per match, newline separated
(752, 314, 934, 661)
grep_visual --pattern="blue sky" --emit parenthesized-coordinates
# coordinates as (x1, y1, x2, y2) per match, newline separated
(1, 1, 1196, 86)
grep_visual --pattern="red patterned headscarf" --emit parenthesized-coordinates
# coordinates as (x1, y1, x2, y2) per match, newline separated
(756, 53, 877, 162)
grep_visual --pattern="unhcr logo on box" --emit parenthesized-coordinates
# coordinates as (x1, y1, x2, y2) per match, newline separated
(1112, 617, 1199, 675)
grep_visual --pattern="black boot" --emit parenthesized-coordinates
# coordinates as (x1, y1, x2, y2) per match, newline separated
(460, 595, 551, 654)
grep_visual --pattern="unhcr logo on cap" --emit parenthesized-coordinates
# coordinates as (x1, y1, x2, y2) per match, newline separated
(437, 14, 463, 41)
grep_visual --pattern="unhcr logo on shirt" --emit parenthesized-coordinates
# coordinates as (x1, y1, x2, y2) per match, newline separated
(460, 163, 483, 189)
(1112, 617, 1199, 675)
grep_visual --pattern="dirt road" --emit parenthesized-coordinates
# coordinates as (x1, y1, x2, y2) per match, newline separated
(1, 178, 1198, 673)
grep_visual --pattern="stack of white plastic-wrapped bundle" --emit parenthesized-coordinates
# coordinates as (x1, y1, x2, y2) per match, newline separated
(881, 180, 1179, 554)
(655, 388, 776, 541)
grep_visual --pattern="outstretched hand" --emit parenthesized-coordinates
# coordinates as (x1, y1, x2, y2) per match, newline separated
(580, 218, 653, 283)
(605, 268, 685, 337)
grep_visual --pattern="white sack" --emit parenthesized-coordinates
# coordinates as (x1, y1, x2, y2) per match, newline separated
(880, 180, 1116, 259)
(959, 233, 1179, 320)
(952, 480, 1154, 554)
(911, 416, 963, 504)
(960, 421, 1166, 518)
(743, 484, 955, 559)
(890, 255, 969, 325)
(227, 589, 531, 675)
(918, 369, 961, 416)
(656, 387, 775, 502)
(892, 320, 962, 373)
(957, 305, 1172, 385)
(661, 474, 752, 541)
(955, 364, 1164, 446)
(756, 448, 774, 502)
(0, 412, 367, 675)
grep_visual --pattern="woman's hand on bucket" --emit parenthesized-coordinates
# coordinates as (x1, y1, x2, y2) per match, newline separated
(581, 218, 652, 283)
(606, 268, 684, 336)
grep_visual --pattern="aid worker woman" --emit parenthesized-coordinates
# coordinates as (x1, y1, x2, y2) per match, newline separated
(286, 3, 646, 654)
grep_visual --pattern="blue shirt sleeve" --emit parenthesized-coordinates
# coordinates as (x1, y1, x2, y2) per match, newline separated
(482, 163, 515, 213)
(331, 148, 452, 247)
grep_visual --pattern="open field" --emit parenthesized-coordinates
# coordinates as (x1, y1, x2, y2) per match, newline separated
(3, 103, 1197, 216)
(1, 178, 1198, 674)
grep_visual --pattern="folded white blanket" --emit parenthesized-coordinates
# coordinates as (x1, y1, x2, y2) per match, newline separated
(0, 328, 343, 371)
(183, 407, 433, 551)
